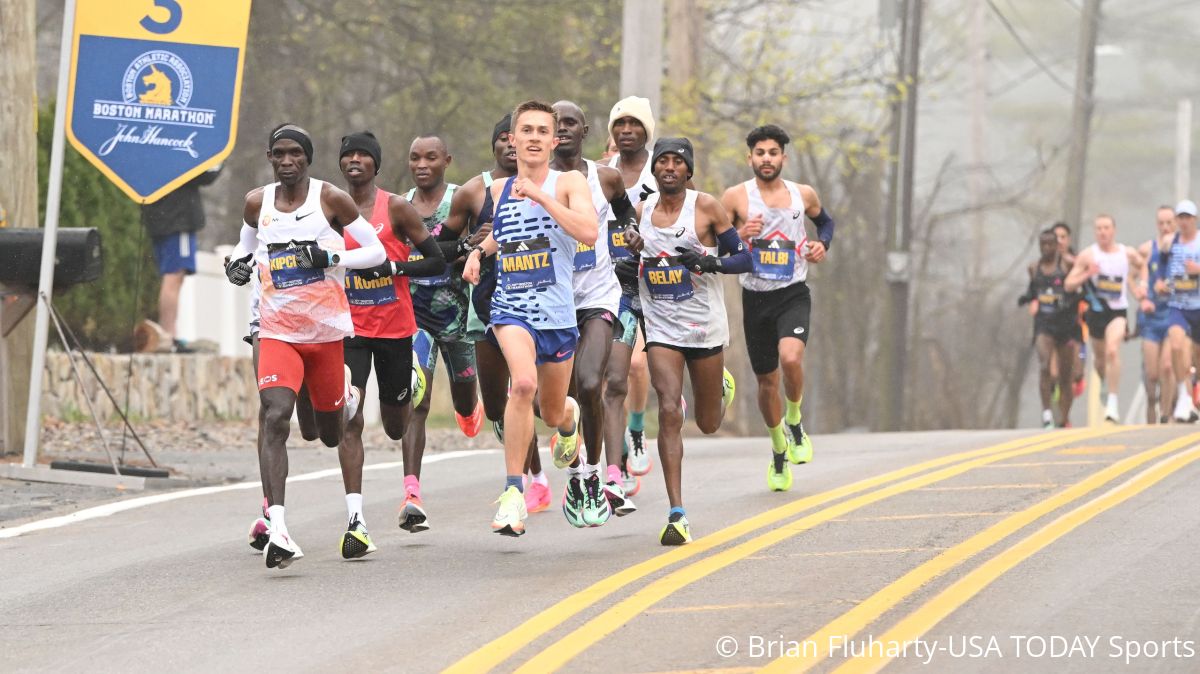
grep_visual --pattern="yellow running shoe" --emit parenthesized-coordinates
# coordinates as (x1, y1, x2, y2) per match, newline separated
(552, 397, 582, 469)
(767, 460, 793, 492)
(722, 368, 736, 409)
(410, 364, 427, 409)
(492, 486, 528, 537)
(659, 512, 692, 546)
(340, 515, 377, 559)
(786, 422, 813, 464)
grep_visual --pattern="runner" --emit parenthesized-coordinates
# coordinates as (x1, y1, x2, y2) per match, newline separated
(550, 100, 637, 525)
(1136, 206, 1177, 423)
(1065, 214, 1147, 423)
(1019, 229, 1080, 428)
(338, 131, 447, 541)
(1159, 200, 1200, 422)
(1053, 221, 1087, 395)
(402, 134, 484, 515)
(630, 137, 748, 545)
(224, 123, 386, 568)
(602, 96, 656, 490)
(721, 124, 833, 492)
(462, 100, 599, 537)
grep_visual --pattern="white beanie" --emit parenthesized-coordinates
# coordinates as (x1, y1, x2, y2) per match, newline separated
(608, 96, 656, 145)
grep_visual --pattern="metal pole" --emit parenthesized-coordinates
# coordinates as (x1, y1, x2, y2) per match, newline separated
(1177, 99, 1192, 202)
(22, 0, 76, 467)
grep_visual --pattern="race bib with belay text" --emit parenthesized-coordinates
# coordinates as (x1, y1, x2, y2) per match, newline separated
(344, 270, 397, 306)
(642, 255, 693, 302)
(267, 243, 324, 290)
(751, 238, 796, 281)
(499, 237, 555, 292)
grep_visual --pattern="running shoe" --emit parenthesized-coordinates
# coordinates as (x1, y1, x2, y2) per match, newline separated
(626, 428, 651, 476)
(264, 531, 304, 569)
(561, 474, 587, 528)
(457, 400, 484, 438)
(680, 395, 688, 422)
(492, 486, 527, 537)
(524, 480, 552, 514)
(786, 421, 813, 464)
(492, 419, 505, 445)
(582, 472, 613, 526)
(722, 368, 736, 409)
(398, 493, 430, 533)
(248, 517, 271, 551)
(603, 479, 637, 517)
(340, 515, 377, 559)
(659, 512, 692, 546)
(343, 364, 361, 423)
(767, 461, 793, 492)
(552, 397, 582, 469)
(411, 364, 427, 409)
(622, 464, 641, 497)
(1041, 409, 1055, 429)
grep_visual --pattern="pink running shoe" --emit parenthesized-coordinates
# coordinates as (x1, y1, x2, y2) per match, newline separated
(524, 480, 552, 513)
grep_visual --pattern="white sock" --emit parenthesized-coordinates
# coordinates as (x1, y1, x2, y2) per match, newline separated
(1179, 382, 1191, 407)
(1042, 409, 1053, 423)
(567, 461, 583, 477)
(585, 462, 600, 478)
(531, 471, 548, 486)
(267, 505, 288, 538)
(346, 493, 364, 525)
(1106, 393, 1118, 412)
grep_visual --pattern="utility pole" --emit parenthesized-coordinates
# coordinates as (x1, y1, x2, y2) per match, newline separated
(969, 0, 988, 280)
(620, 0, 664, 118)
(0, 0, 39, 454)
(880, 0, 923, 431)
(1177, 99, 1192, 202)
(1062, 0, 1101, 229)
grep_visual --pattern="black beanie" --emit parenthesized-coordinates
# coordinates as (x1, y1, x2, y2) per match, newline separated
(340, 131, 382, 174)
(492, 113, 513, 147)
(652, 137, 695, 178)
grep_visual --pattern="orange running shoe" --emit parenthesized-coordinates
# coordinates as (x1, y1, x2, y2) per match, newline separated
(456, 400, 484, 437)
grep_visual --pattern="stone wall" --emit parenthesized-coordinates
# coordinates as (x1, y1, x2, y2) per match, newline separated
(42, 351, 258, 422)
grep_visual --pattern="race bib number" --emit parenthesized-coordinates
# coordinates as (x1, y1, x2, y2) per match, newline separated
(1093, 274, 1123, 301)
(574, 240, 597, 272)
(608, 221, 633, 260)
(1037, 286, 1062, 312)
(408, 249, 451, 287)
(499, 237, 555, 292)
(642, 256, 693, 302)
(1172, 274, 1200, 297)
(751, 238, 797, 281)
(268, 246, 323, 290)
(344, 269, 397, 307)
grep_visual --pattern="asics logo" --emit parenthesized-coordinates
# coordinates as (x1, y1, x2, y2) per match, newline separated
(794, 327, 805, 335)
(793, 210, 803, 219)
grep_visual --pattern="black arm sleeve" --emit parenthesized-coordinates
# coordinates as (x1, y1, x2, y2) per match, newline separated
(609, 191, 636, 228)
(810, 208, 834, 250)
(395, 235, 447, 277)
(1017, 276, 1036, 306)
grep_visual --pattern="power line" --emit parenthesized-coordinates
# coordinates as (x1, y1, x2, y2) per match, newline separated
(986, 0, 1073, 92)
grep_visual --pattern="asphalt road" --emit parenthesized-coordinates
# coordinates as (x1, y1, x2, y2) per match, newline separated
(2, 425, 1198, 673)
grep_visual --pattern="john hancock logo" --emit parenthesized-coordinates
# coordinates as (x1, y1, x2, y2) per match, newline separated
(92, 50, 217, 159)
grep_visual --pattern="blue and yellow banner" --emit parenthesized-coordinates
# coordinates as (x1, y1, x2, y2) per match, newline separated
(65, 0, 252, 203)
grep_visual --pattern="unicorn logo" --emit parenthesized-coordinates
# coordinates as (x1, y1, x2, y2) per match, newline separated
(138, 65, 173, 105)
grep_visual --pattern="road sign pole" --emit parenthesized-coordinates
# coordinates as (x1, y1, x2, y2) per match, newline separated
(22, 0, 76, 467)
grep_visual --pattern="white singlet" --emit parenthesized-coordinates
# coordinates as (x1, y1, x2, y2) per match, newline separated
(740, 179, 810, 292)
(571, 159, 621, 313)
(1089, 242, 1129, 310)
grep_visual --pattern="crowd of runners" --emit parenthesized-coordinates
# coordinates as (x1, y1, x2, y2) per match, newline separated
(223, 97, 835, 568)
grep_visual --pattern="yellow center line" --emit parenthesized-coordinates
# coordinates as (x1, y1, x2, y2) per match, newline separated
(442, 429, 1097, 674)
(833, 443, 1200, 674)
(645, 602, 789, 615)
(978, 460, 1108, 467)
(832, 512, 1010, 522)
(1057, 444, 1128, 455)
(916, 483, 1061, 491)
(509, 428, 1130, 673)
(758, 431, 1200, 674)
(747, 546, 947, 560)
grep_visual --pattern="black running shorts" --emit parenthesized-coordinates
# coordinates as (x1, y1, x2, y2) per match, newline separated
(1084, 307, 1126, 340)
(742, 282, 812, 375)
(343, 335, 414, 406)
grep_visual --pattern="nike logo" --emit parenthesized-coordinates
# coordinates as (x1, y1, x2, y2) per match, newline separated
(555, 350, 572, 359)
(794, 327, 805, 335)
(334, 395, 344, 406)
(296, 211, 314, 220)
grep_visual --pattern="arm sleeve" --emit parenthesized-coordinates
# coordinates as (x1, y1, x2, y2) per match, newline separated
(395, 235, 447, 277)
(609, 192, 636, 228)
(230, 222, 258, 260)
(1017, 277, 1036, 306)
(339, 216, 387, 269)
(810, 208, 835, 250)
(715, 227, 752, 274)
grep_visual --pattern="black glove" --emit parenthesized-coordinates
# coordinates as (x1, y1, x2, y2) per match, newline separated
(674, 246, 720, 274)
(295, 242, 334, 269)
(361, 260, 395, 280)
(637, 183, 656, 202)
(614, 257, 640, 283)
(224, 254, 253, 286)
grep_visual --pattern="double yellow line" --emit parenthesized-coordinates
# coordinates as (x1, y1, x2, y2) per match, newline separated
(445, 426, 1122, 673)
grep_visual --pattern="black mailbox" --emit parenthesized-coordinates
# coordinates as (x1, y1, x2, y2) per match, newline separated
(0, 228, 104, 289)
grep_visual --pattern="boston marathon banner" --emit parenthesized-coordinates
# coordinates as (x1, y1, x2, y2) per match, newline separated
(65, 0, 252, 203)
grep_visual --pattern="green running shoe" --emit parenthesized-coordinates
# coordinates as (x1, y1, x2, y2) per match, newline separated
(552, 397, 581, 469)
(340, 515, 377, 559)
(562, 474, 587, 528)
(659, 512, 692, 546)
(786, 421, 813, 464)
(722, 368, 736, 410)
(767, 460, 793, 492)
(411, 364, 428, 409)
(582, 472, 613, 526)
(491, 486, 527, 537)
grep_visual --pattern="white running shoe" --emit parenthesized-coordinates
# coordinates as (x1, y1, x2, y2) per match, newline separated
(343, 364, 360, 423)
(264, 531, 304, 569)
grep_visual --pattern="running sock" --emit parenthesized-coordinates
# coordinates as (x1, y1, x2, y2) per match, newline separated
(345, 493, 364, 525)
(606, 464, 622, 484)
(785, 397, 803, 425)
(584, 462, 600, 478)
(567, 461, 583, 477)
(505, 475, 524, 493)
(628, 411, 645, 433)
(267, 505, 288, 538)
(768, 423, 789, 453)
(403, 474, 420, 498)
(668, 506, 686, 521)
(531, 470, 549, 487)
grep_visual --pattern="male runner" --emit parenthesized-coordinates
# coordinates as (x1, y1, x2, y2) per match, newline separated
(630, 137, 748, 545)
(1136, 206, 1177, 423)
(1053, 221, 1086, 395)
(1065, 214, 1147, 423)
(551, 100, 638, 525)
(337, 131, 447, 542)
(462, 100, 598, 537)
(1019, 229, 1080, 427)
(1158, 200, 1200, 422)
(721, 124, 833, 492)
(224, 123, 386, 568)
(602, 96, 656, 485)
(402, 135, 483, 515)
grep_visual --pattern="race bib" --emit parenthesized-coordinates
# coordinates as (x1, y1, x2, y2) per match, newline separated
(408, 249, 451, 287)
(751, 238, 797, 281)
(499, 237, 555, 292)
(1093, 274, 1123, 301)
(1172, 274, 1200, 297)
(1037, 286, 1062, 312)
(344, 269, 397, 306)
(608, 221, 633, 260)
(642, 256, 693, 302)
(574, 240, 597, 272)
(268, 245, 323, 290)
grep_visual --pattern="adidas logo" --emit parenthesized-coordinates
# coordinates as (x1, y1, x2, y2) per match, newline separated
(516, 242, 530, 252)
(658, 258, 672, 267)
(769, 240, 781, 249)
